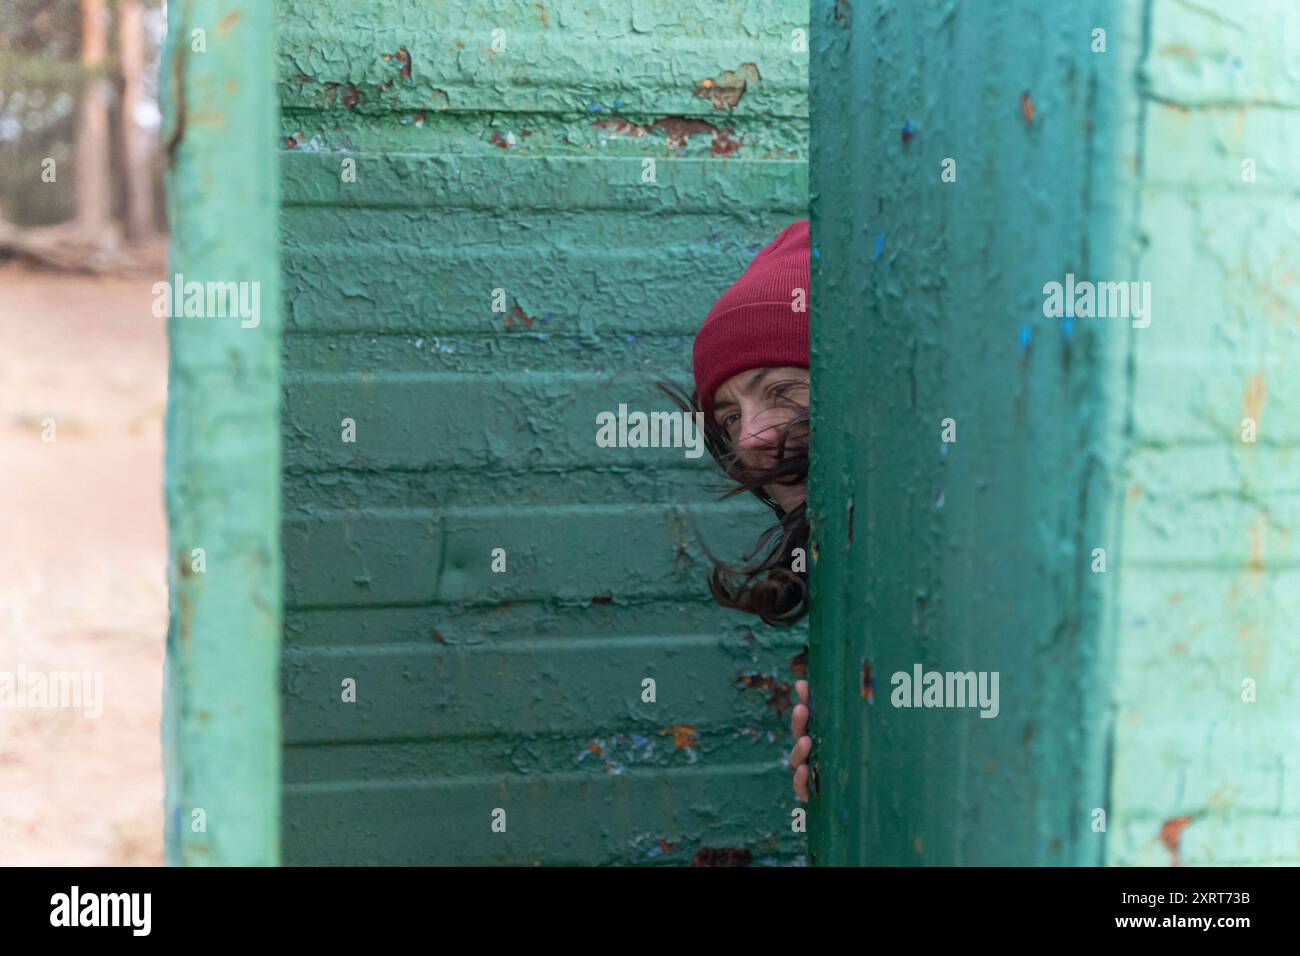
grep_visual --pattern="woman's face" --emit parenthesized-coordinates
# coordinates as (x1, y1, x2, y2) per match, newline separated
(711, 365, 809, 512)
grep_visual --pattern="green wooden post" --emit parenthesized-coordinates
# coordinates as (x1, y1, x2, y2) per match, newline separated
(810, 0, 1300, 865)
(161, 0, 283, 866)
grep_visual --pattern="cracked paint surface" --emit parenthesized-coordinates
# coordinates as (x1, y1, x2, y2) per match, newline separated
(274, 0, 809, 866)
(810, 0, 1300, 866)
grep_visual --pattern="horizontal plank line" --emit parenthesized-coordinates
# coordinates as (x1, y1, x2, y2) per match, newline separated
(284, 594, 724, 613)
(283, 632, 772, 656)
(283, 760, 781, 795)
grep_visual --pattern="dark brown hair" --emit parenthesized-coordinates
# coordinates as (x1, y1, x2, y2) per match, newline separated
(657, 375, 809, 625)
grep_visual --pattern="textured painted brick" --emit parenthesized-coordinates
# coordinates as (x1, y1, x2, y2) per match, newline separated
(277, 0, 809, 865)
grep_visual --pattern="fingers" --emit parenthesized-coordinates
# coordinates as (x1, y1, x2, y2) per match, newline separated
(791, 680, 812, 801)
(793, 763, 809, 801)
(789, 734, 812, 770)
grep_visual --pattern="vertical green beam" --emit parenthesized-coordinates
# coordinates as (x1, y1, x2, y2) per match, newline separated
(1107, 2, 1300, 865)
(808, 0, 1136, 864)
(161, 0, 282, 865)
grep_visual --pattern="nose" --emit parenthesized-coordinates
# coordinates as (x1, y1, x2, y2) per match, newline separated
(736, 409, 778, 451)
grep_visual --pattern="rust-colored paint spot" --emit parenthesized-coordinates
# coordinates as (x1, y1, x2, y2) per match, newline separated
(734, 671, 793, 718)
(834, 0, 853, 29)
(590, 594, 612, 605)
(1020, 90, 1035, 125)
(504, 304, 535, 328)
(637, 116, 741, 155)
(658, 839, 679, 855)
(847, 496, 855, 544)
(225, 78, 238, 96)
(913, 835, 924, 854)
(692, 847, 752, 867)
(341, 85, 361, 109)
(216, 10, 240, 34)
(1242, 371, 1266, 423)
(1160, 815, 1194, 865)
(592, 117, 652, 138)
(790, 646, 808, 677)
(692, 63, 760, 110)
(661, 725, 699, 750)
(178, 593, 192, 647)
(532, 1, 549, 28)
(652, 116, 714, 148)
(1023, 723, 1034, 745)
(1127, 483, 1144, 501)
(433, 629, 445, 644)
(490, 129, 514, 149)
(861, 659, 873, 702)
(710, 129, 741, 156)
(1247, 523, 1265, 574)
(1159, 44, 1197, 63)
(384, 45, 412, 82)
(587, 740, 602, 754)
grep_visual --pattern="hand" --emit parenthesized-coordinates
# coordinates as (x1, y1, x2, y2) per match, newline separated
(790, 679, 812, 801)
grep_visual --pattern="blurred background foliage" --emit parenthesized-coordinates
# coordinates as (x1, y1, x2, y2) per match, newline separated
(0, 0, 164, 234)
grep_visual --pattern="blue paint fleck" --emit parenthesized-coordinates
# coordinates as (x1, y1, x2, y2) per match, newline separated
(811, 244, 821, 259)
(874, 232, 885, 259)
(586, 102, 604, 113)
(613, 98, 625, 109)
(541, 312, 553, 325)
(901, 120, 914, 143)
(1018, 323, 1033, 350)
(1230, 57, 1243, 71)
(1060, 316, 1075, 342)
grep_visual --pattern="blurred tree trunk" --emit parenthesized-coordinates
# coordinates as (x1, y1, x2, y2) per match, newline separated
(118, 0, 154, 240)
(75, 0, 113, 240)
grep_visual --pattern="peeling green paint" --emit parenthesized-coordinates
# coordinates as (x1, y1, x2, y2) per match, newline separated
(809, 0, 1299, 866)
(162, 0, 283, 866)
(276, 0, 810, 865)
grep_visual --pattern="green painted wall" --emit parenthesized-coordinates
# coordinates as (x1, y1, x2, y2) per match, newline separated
(808, 0, 1299, 866)
(1108, 0, 1300, 866)
(275, 1, 810, 865)
(162, 0, 283, 866)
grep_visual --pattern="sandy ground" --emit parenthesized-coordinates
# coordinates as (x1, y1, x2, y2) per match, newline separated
(0, 261, 167, 865)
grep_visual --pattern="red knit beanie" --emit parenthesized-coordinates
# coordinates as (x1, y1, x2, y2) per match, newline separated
(692, 219, 810, 421)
